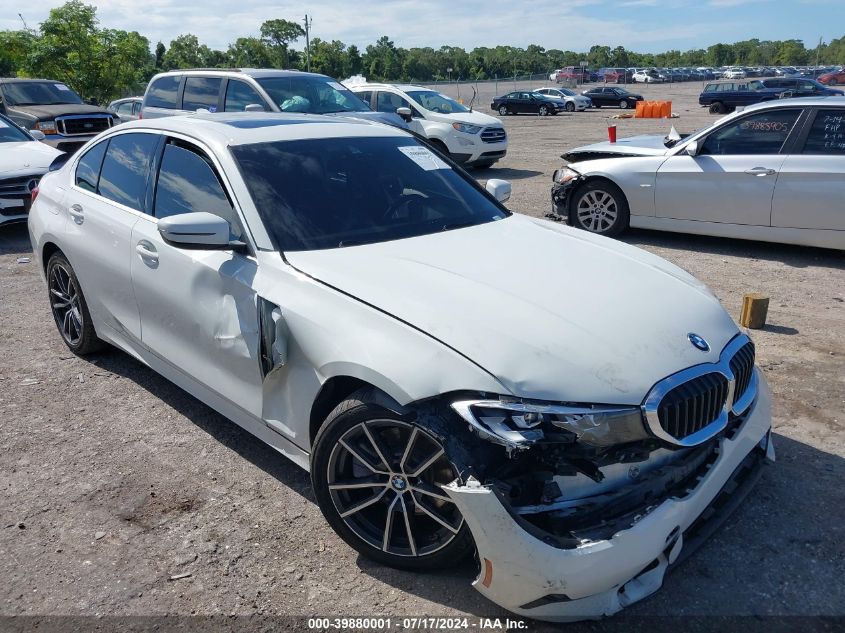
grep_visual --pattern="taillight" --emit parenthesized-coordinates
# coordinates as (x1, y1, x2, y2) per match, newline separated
(31, 187, 39, 203)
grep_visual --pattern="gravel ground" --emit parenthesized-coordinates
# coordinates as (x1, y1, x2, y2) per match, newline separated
(1, 81, 844, 632)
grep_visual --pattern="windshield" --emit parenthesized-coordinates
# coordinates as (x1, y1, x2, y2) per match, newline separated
(1, 81, 83, 106)
(256, 76, 369, 114)
(558, 88, 576, 96)
(405, 90, 469, 114)
(231, 136, 508, 251)
(0, 115, 32, 142)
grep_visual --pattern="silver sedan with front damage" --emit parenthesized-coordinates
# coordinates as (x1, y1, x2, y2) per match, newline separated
(29, 113, 773, 621)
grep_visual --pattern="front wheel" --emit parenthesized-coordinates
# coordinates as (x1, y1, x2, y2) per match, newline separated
(565, 101, 575, 112)
(709, 101, 727, 114)
(570, 180, 629, 236)
(498, 105, 509, 116)
(311, 392, 475, 570)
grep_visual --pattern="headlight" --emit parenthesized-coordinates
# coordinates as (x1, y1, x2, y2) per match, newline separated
(451, 398, 648, 452)
(552, 166, 580, 184)
(36, 120, 57, 134)
(452, 122, 482, 134)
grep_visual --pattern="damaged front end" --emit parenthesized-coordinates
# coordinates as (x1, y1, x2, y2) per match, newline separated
(549, 166, 583, 221)
(445, 369, 774, 622)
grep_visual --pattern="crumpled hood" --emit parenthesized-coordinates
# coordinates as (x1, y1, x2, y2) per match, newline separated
(10, 103, 113, 120)
(326, 111, 409, 130)
(0, 141, 63, 174)
(287, 214, 739, 405)
(564, 134, 671, 160)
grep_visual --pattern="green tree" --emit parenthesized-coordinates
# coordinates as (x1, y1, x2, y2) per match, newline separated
(228, 37, 274, 67)
(260, 18, 305, 68)
(587, 45, 611, 69)
(154, 41, 166, 69)
(162, 34, 211, 69)
(344, 44, 362, 77)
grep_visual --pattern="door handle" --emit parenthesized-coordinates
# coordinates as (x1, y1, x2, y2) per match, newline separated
(68, 204, 84, 224)
(744, 167, 776, 176)
(135, 241, 159, 263)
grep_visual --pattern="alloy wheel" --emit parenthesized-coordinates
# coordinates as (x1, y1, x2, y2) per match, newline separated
(49, 263, 83, 346)
(327, 419, 463, 558)
(576, 189, 619, 233)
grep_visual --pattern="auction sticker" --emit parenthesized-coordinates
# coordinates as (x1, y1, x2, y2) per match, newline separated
(398, 146, 449, 170)
(54, 83, 72, 91)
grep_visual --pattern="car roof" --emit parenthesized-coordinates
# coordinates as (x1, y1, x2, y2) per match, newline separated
(149, 68, 334, 80)
(349, 83, 434, 93)
(114, 112, 409, 147)
(741, 95, 845, 113)
(0, 78, 70, 83)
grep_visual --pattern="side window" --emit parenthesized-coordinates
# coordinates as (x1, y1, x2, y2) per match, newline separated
(799, 80, 816, 91)
(132, 101, 142, 115)
(98, 133, 159, 210)
(182, 77, 222, 112)
(801, 110, 845, 155)
(355, 90, 373, 105)
(376, 91, 410, 113)
(154, 142, 243, 240)
(145, 76, 180, 109)
(224, 80, 266, 112)
(116, 102, 133, 116)
(75, 140, 108, 193)
(700, 109, 801, 156)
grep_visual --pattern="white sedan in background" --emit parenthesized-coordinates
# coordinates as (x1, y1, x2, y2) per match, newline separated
(533, 87, 592, 111)
(0, 113, 62, 226)
(29, 112, 772, 621)
(552, 97, 845, 249)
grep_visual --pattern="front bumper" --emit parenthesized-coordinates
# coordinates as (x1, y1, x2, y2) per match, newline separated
(444, 370, 773, 622)
(449, 140, 508, 166)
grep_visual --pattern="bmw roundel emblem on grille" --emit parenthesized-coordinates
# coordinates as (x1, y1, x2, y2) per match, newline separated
(688, 333, 710, 352)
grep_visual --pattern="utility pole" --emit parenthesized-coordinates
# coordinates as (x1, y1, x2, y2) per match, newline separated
(304, 14, 312, 72)
(815, 36, 823, 72)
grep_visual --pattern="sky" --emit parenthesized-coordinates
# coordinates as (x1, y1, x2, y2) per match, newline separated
(1, 0, 841, 53)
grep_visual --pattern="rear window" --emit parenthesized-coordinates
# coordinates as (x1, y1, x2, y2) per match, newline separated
(802, 110, 845, 154)
(182, 77, 222, 112)
(145, 76, 180, 109)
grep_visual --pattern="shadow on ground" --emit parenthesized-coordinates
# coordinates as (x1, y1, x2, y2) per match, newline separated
(0, 223, 32, 257)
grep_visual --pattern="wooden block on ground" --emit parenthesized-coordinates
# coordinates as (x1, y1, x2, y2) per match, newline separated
(740, 293, 769, 329)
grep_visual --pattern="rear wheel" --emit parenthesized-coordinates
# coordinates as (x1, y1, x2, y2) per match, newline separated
(570, 180, 629, 237)
(538, 104, 549, 116)
(311, 392, 475, 571)
(46, 252, 104, 355)
(709, 101, 727, 114)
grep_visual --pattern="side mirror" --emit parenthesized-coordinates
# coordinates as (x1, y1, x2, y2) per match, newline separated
(244, 103, 265, 112)
(157, 212, 232, 248)
(685, 140, 699, 157)
(396, 106, 413, 122)
(485, 178, 511, 203)
(30, 130, 46, 141)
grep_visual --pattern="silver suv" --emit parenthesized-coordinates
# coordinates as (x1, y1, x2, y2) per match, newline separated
(141, 69, 407, 129)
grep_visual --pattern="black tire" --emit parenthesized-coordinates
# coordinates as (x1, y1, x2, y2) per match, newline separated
(311, 390, 476, 571)
(565, 101, 575, 112)
(594, 103, 601, 108)
(709, 101, 727, 114)
(569, 179, 630, 237)
(619, 99, 628, 109)
(428, 139, 450, 158)
(46, 252, 104, 355)
(538, 104, 549, 116)
(498, 105, 509, 116)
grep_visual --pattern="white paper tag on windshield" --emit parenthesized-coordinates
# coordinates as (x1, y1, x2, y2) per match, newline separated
(398, 146, 449, 171)
(54, 83, 71, 91)
(0, 119, 8, 128)
(327, 81, 346, 91)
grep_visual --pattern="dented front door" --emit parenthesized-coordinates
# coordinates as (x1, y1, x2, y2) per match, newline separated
(129, 214, 263, 417)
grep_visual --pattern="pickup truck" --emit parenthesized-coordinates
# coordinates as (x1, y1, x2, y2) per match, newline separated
(699, 78, 843, 114)
(0, 78, 117, 153)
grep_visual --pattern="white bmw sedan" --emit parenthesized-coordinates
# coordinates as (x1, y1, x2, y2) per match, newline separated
(552, 97, 845, 249)
(29, 113, 773, 621)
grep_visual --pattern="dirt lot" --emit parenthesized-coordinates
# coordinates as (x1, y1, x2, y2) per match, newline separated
(1, 80, 844, 631)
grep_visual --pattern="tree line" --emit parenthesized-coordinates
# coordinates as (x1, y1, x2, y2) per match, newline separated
(2, 1, 844, 104)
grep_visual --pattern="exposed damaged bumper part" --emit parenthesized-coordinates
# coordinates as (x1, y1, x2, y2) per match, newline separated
(444, 374, 773, 622)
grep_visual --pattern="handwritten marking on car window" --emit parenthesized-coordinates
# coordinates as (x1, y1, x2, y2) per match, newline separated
(398, 146, 449, 171)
